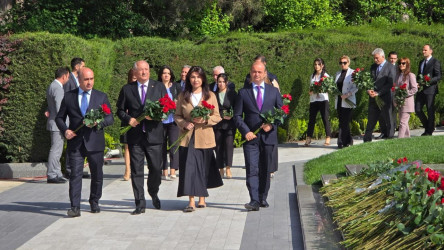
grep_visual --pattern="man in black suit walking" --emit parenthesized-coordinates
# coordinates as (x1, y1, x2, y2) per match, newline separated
(363, 48, 396, 142)
(116, 60, 167, 215)
(56, 67, 114, 217)
(415, 44, 442, 136)
(234, 61, 283, 211)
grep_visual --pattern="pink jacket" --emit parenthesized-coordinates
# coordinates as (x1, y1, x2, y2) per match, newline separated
(395, 72, 418, 113)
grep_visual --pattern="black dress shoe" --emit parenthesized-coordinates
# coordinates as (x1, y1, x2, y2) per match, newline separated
(89, 201, 100, 213)
(152, 195, 161, 209)
(47, 177, 67, 184)
(67, 207, 81, 217)
(374, 134, 386, 140)
(260, 200, 269, 208)
(131, 207, 146, 215)
(244, 201, 260, 211)
(421, 132, 431, 136)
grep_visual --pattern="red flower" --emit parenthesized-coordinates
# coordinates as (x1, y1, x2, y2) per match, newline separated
(415, 172, 419, 176)
(391, 87, 395, 92)
(427, 188, 436, 197)
(403, 157, 408, 163)
(397, 158, 402, 164)
(401, 83, 407, 90)
(281, 105, 290, 115)
(439, 178, 444, 190)
(202, 100, 215, 110)
(441, 198, 444, 204)
(424, 75, 430, 82)
(314, 81, 321, 86)
(101, 104, 111, 115)
(355, 68, 361, 72)
(361, 68, 364, 71)
(162, 106, 169, 113)
(428, 170, 440, 183)
(425, 168, 431, 172)
(282, 94, 292, 101)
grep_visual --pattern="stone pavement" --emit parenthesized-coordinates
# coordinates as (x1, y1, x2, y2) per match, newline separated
(0, 127, 442, 250)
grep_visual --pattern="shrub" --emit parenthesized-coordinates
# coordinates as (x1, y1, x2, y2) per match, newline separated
(277, 127, 287, 143)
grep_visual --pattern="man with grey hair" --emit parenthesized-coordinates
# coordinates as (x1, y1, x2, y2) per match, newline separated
(363, 48, 396, 142)
(116, 60, 167, 214)
(210, 65, 235, 92)
(176, 65, 191, 91)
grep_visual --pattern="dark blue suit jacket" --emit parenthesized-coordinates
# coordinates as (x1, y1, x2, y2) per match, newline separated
(116, 80, 167, 145)
(234, 83, 283, 145)
(55, 88, 114, 152)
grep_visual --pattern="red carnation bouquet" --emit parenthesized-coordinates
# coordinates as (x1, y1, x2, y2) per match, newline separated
(309, 79, 325, 95)
(282, 94, 292, 105)
(352, 67, 384, 109)
(417, 74, 430, 91)
(190, 100, 215, 120)
(120, 94, 176, 135)
(239, 94, 291, 145)
(167, 100, 216, 152)
(392, 83, 408, 112)
(74, 103, 111, 132)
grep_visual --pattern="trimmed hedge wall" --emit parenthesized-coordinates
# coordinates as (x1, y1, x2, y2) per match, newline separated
(2, 23, 444, 162)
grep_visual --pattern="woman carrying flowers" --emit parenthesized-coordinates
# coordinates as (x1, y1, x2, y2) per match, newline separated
(395, 58, 418, 138)
(334, 55, 357, 148)
(174, 66, 223, 212)
(305, 58, 331, 146)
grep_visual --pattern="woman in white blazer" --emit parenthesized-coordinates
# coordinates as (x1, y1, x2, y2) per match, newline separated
(334, 55, 358, 148)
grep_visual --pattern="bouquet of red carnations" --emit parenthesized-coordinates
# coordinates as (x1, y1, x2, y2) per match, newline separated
(321, 76, 356, 108)
(239, 94, 291, 146)
(417, 74, 430, 91)
(282, 94, 292, 105)
(352, 67, 384, 109)
(74, 104, 111, 132)
(392, 83, 408, 112)
(120, 94, 176, 135)
(309, 79, 325, 94)
(190, 100, 215, 120)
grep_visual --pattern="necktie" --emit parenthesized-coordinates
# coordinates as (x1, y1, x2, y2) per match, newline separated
(423, 60, 428, 74)
(80, 92, 88, 116)
(256, 86, 263, 110)
(376, 66, 381, 76)
(181, 81, 185, 91)
(141, 84, 146, 104)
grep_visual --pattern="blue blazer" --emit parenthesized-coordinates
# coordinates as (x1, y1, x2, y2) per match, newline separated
(234, 83, 283, 145)
(55, 88, 114, 152)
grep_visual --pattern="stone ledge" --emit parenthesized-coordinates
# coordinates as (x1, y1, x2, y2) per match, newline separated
(0, 162, 47, 179)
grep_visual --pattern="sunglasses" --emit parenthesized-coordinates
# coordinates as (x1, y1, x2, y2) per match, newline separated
(339, 61, 348, 65)
(400, 62, 406, 65)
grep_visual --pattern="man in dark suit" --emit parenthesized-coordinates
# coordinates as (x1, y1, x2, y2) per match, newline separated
(243, 55, 279, 89)
(175, 65, 191, 91)
(415, 44, 442, 136)
(209, 66, 235, 92)
(64, 58, 85, 92)
(234, 62, 283, 211)
(363, 48, 396, 142)
(116, 60, 167, 215)
(46, 67, 70, 184)
(56, 67, 114, 217)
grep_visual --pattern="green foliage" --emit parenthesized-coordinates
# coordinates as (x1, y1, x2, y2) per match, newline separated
(233, 129, 243, 148)
(287, 118, 308, 141)
(277, 127, 287, 143)
(198, 2, 231, 36)
(351, 120, 362, 135)
(104, 132, 117, 150)
(262, 0, 345, 30)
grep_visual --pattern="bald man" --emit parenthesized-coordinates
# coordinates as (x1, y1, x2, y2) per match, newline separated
(233, 62, 283, 211)
(56, 67, 114, 217)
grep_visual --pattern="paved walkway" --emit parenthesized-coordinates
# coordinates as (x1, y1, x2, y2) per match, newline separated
(0, 127, 442, 250)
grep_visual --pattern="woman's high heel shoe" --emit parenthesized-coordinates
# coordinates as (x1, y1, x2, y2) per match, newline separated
(226, 167, 232, 179)
(324, 136, 331, 146)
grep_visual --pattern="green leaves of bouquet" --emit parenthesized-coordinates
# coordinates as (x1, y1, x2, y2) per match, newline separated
(74, 104, 111, 132)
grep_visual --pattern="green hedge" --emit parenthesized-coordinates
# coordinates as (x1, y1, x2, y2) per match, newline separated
(2, 23, 444, 162)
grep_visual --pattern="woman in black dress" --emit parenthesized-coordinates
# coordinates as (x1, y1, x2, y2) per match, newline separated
(174, 66, 223, 212)
(213, 73, 237, 179)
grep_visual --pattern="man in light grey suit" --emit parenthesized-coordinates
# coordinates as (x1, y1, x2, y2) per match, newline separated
(46, 67, 70, 183)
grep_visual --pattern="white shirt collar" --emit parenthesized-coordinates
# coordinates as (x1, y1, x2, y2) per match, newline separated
(252, 81, 265, 89)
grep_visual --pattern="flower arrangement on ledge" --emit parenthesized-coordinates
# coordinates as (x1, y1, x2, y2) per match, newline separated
(321, 158, 444, 249)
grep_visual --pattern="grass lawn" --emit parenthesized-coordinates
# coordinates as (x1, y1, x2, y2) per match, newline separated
(304, 135, 444, 185)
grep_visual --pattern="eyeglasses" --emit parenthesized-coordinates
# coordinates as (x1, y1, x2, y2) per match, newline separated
(339, 62, 348, 65)
(400, 62, 406, 65)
